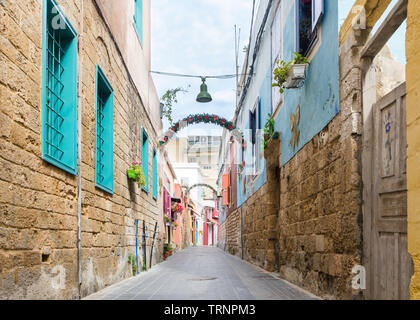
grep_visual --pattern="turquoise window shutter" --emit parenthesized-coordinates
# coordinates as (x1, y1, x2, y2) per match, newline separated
(142, 128, 149, 192)
(95, 65, 114, 194)
(41, 0, 78, 175)
(152, 147, 158, 199)
(134, 0, 143, 46)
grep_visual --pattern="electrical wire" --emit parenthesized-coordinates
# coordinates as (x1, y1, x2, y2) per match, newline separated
(150, 70, 251, 80)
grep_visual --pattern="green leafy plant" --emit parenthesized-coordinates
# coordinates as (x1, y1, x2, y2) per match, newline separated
(272, 52, 309, 93)
(163, 243, 174, 252)
(128, 254, 137, 276)
(160, 87, 189, 125)
(263, 115, 276, 149)
(142, 262, 148, 272)
(127, 161, 146, 188)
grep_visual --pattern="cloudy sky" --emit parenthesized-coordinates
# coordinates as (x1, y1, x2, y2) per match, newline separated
(151, 0, 406, 137)
(151, 0, 253, 137)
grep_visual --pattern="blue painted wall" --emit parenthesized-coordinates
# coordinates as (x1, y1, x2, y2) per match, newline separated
(274, 0, 339, 165)
(234, 0, 340, 207)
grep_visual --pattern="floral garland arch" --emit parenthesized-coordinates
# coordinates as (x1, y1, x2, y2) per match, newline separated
(158, 113, 247, 150)
(185, 183, 218, 197)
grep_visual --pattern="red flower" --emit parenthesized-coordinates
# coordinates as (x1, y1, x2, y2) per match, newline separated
(220, 119, 226, 125)
(228, 124, 234, 130)
(188, 117, 193, 122)
(196, 115, 202, 121)
(213, 115, 219, 121)
(176, 122, 180, 128)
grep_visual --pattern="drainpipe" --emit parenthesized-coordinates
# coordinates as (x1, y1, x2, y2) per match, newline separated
(76, 0, 85, 299)
(135, 219, 139, 275)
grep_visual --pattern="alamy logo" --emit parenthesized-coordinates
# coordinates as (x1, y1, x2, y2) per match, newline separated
(51, 265, 66, 290)
(51, 6, 66, 30)
(352, 6, 367, 30)
(351, 265, 366, 290)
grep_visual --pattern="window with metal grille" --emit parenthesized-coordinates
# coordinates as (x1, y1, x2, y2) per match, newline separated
(142, 128, 149, 192)
(134, 0, 143, 46)
(152, 147, 157, 199)
(95, 66, 114, 194)
(41, 0, 78, 175)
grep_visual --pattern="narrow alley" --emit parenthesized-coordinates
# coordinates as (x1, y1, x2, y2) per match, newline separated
(1, 0, 420, 305)
(84, 246, 317, 300)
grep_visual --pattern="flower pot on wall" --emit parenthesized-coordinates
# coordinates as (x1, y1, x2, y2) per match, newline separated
(285, 64, 308, 89)
(127, 169, 137, 180)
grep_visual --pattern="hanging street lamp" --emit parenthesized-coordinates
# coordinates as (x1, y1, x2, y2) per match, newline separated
(196, 77, 212, 103)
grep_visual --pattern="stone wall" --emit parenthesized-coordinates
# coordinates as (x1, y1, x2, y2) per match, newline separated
(218, 208, 241, 257)
(407, 0, 420, 301)
(0, 0, 164, 299)
(221, 44, 363, 299)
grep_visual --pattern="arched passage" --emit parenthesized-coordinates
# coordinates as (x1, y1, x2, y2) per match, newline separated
(158, 113, 247, 150)
(185, 183, 217, 198)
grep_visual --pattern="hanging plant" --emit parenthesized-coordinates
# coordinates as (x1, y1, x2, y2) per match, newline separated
(263, 115, 279, 149)
(272, 52, 309, 93)
(127, 161, 146, 188)
(160, 87, 189, 125)
(171, 202, 184, 213)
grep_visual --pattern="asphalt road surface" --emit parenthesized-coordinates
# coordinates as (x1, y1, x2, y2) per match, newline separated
(84, 246, 319, 300)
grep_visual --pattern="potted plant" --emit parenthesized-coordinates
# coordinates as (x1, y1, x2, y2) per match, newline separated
(263, 116, 280, 150)
(164, 216, 171, 227)
(272, 52, 309, 93)
(127, 161, 146, 188)
(163, 243, 174, 259)
(171, 202, 184, 214)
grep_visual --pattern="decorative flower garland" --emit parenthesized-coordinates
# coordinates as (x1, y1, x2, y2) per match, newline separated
(185, 183, 217, 197)
(158, 113, 247, 150)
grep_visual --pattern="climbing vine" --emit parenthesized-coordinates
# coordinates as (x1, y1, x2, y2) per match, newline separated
(160, 87, 189, 125)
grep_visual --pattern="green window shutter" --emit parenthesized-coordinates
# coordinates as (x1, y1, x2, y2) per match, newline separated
(142, 128, 149, 192)
(152, 147, 157, 199)
(95, 65, 114, 194)
(134, 0, 143, 46)
(41, 0, 78, 175)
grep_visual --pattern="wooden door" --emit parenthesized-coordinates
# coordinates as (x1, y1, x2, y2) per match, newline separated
(365, 82, 413, 299)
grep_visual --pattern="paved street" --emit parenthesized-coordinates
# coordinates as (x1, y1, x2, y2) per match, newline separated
(84, 246, 319, 300)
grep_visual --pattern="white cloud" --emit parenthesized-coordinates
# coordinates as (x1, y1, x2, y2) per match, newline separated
(151, 0, 252, 134)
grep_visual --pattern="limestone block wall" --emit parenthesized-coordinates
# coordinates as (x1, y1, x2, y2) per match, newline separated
(0, 0, 164, 299)
(407, 0, 420, 301)
(221, 36, 364, 299)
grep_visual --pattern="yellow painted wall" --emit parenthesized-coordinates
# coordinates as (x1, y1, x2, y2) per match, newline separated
(407, 0, 420, 301)
(339, 0, 391, 44)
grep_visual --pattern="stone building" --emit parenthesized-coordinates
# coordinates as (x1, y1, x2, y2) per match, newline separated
(0, 0, 167, 299)
(218, 0, 415, 300)
(406, 0, 420, 300)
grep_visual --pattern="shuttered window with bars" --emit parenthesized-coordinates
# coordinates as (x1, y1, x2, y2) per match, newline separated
(95, 66, 114, 194)
(41, 0, 78, 175)
(134, 0, 143, 46)
(152, 147, 157, 199)
(142, 128, 149, 192)
(222, 172, 230, 206)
